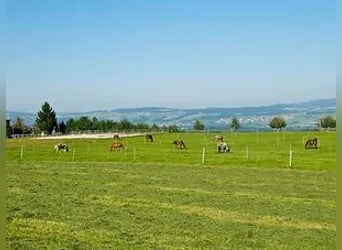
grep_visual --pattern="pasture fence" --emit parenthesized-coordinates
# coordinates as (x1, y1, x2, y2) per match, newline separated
(202, 147, 206, 164)
(6, 131, 334, 170)
(11, 142, 303, 169)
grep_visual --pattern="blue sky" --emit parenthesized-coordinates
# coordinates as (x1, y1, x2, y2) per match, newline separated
(6, 0, 335, 113)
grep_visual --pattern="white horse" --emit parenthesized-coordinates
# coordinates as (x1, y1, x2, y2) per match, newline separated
(54, 143, 69, 152)
(217, 142, 230, 153)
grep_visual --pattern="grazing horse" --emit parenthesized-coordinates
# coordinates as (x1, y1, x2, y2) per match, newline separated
(217, 142, 230, 153)
(110, 142, 124, 151)
(173, 139, 186, 149)
(54, 143, 69, 152)
(305, 137, 318, 149)
(145, 134, 154, 142)
(215, 135, 224, 142)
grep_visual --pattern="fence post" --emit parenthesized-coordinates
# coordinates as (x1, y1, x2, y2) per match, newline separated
(289, 144, 292, 168)
(202, 147, 205, 164)
(72, 149, 75, 161)
(20, 145, 24, 160)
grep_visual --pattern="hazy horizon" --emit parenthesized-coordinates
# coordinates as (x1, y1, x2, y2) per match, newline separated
(6, 97, 336, 114)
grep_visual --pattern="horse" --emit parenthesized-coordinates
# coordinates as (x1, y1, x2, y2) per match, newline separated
(173, 139, 186, 149)
(145, 134, 154, 142)
(110, 142, 124, 151)
(217, 142, 230, 153)
(215, 135, 224, 142)
(54, 143, 69, 152)
(113, 134, 120, 140)
(305, 137, 318, 149)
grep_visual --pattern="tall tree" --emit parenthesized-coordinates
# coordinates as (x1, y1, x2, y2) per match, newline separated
(230, 117, 241, 131)
(269, 116, 287, 130)
(58, 121, 67, 134)
(13, 117, 26, 134)
(151, 123, 160, 131)
(6, 118, 12, 138)
(193, 119, 205, 131)
(35, 102, 57, 135)
(318, 116, 336, 129)
(168, 124, 180, 133)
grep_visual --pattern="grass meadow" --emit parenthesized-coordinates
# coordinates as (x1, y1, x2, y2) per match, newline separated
(6, 131, 336, 249)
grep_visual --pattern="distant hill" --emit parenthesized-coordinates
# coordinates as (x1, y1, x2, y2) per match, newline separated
(6, 98, 336, 131)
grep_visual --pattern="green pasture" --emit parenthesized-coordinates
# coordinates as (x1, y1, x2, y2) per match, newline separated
(6, 131, 336, 249)
(6, 131, 336, 170)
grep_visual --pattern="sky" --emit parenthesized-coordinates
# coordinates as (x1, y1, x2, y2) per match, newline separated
(6, 0, 336, 113)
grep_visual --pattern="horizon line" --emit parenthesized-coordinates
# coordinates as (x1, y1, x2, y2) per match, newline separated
(6, 97, 336, 114)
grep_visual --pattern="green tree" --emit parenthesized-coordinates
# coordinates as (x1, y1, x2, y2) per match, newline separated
(77, 116, 92, 131)
(91, 117, 98, 131)
(193, 119, 205, 131)
(269, 116, 287, 130)
(58, 121, 67, 134)
(230, 117, 241, 131)
(6, 118, 12, 138)
(151, 123, 160, 131)
(118, 119, 133, 131)
(168, 124, 180, 133)
(318, 116, 336, 129)
(35, 102, 58, 135)
(13, 117, 26, 134)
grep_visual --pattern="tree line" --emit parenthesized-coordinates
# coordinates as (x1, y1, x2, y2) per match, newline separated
(6, 101, 336, 138)
(6, 102, 183, 137)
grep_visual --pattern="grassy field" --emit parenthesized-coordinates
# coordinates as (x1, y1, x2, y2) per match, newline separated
(6, 131, 336, 249)
(6, 131, 336, 170)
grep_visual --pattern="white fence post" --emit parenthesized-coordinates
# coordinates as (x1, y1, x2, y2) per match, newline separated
(202, 147, 206, 164)
(72, 149, 75, 161)
(20, 145, 24, 160)
(289, 144, 292, 168)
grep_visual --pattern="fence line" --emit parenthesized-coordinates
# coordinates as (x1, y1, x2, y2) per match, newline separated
(12, 144, 302, 169)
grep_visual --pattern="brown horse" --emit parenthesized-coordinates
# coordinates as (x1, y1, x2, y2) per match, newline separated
(113, 134, 120, 140)
(173, 139, 186, 149)
(305, 138, 318, 149)
(110, 142, 124, 151)
(145, 134, 154, 142)
(215, 135, 223, 142)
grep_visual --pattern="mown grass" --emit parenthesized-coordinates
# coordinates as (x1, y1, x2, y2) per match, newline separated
(6, 131, 336, 249)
